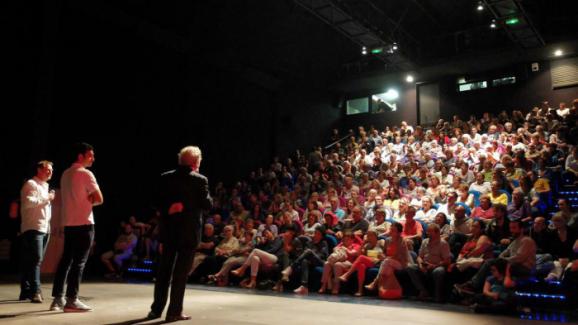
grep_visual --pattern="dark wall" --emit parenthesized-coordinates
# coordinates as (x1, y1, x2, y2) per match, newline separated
(439, 60, 578, 120)
(274, 88, 341, 156)
(1, 4, 278, 240)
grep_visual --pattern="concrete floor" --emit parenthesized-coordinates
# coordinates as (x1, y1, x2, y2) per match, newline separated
(0, 281, 566, 325)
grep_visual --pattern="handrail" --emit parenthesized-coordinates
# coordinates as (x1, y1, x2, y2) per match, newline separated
(324, 133, 353, 150)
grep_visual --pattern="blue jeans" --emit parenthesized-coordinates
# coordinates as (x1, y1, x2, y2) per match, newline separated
(20, 230, 49, 295)
(407, 264, 446, 301)
(52, 225, 94, 299)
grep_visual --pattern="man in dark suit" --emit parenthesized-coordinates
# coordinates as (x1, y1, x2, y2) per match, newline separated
(148, 146, 212, 322)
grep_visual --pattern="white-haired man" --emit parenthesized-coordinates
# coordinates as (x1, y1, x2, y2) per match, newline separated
(148, 146, 213, 322)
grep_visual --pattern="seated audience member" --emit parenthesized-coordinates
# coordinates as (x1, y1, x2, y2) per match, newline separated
(319, 232, 362, 295)
(456, 184, 475, 209)
(365, 222, 411, 299)
(401, 206, 423, 249)
(302, 210, 322, 237)
(469, 259, 516, 314)
(449, 204, 473, 236)
(544, 215, 578, 280)
(189, 224, 219, 276)
(392, 198, 409, 221)
(469, 173, 491, 195)
(364, 189, 379, 222)
(339, 206, 369, 237)
(507, 188, 532, 222)
(208, 231, 255, 287)
(529, 216, 549, 253)
(447, 204, 473, 257)
(322, 211, 342, 238)
(407, 224, 451, 302)
(470, 195, 494, 220)
(101, 224, 138, 278)
(338, 229, 385, 296)
(556, 199, 578, 230)
(415, 196, 437, 223)
(324, 196, 346, 220)
(450, 220, 493, 274)
(127, 215, 150, 239)
(231, 228, 284, 289)
(485, 204, 511, 251)
(276, 226, 303, 283)
(455, 220, 536, 294)
(281, 226, 329, 294)
(143, 213, 160, 259)
(238, 218, 258, 240)
(279, 211, 303, 235)
(437, 191, 458, 221)
(369, 208, 390, 237)
(210, 214, 226, 237)
(488, 181, 508, 206)
(435, 212, 451, 241)
(564, 146, 578, 184)
(197, 225, 239, 279)
(257, 214, 278, 238)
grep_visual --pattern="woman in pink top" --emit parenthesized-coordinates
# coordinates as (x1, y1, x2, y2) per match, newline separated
(319, 232, 361, 294)
(337, 230, 384, 296)
(470, 195, 494, 220)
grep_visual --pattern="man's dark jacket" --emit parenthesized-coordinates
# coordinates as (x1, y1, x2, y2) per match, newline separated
(157, 166, 213, 248)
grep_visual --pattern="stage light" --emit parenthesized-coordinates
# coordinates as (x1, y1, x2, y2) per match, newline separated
(384, 89, 399, 101)
(477, 2, 484, 11)
(405, 75, 414, 83)
(505, 17, 520, 25)
(371, 48, 384, 54)
(490, 19, 497, 29)
(362, 46, 367, 55)
(554, 49, 563, 56)
(392, 42, 398, 51)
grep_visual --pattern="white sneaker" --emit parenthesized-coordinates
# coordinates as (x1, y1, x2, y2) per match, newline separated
(63, 298, 93, 312)
(50, 297, 66, 311)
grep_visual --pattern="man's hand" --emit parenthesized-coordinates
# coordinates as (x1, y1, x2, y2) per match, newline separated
(48, 190, 56, 201)
(168, 202, 184, 215)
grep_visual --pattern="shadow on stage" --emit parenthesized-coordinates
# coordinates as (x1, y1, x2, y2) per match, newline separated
(104, 318, 169, 325)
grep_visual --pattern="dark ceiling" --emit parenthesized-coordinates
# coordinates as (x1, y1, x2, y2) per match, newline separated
(5, 0, 578, 88)
(99, 0, 578, 82)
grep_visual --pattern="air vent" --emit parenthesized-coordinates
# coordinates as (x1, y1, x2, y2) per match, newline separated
(551, 57, 578, 89)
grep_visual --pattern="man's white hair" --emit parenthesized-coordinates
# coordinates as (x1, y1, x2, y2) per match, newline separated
(178, 146, 202, 167)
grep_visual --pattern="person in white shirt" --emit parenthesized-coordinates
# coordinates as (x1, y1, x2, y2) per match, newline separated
(51, 143, 103, 312)
(469, 173, 491, 195)
(19, 160, 55, 303)
(556, 102, 570, 118)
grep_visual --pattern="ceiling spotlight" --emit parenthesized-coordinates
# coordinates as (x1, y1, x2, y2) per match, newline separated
(477, 1, 484, 11)
(490, 19, 497, 29)
(406, 75, 414, 83)
(554, 49, 563, 57)
(362, 46, 367, 55)
(392, 42, 398, 51)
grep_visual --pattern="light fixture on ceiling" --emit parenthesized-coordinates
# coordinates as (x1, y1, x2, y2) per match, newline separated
(477, 1, 484, 11)
(490, 19, 497, 29)
(405, 75, 414, 83)
(554, 49, 563, 57)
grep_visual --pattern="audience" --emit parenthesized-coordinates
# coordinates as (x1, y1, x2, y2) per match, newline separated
(25, 99, 578, 311)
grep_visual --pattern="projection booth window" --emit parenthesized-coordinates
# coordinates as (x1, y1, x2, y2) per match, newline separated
(346, 97, 369, 115)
